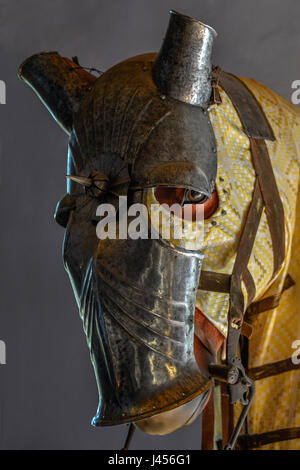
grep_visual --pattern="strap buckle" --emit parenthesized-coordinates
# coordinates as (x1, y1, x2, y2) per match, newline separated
(209, 361, 256, 450)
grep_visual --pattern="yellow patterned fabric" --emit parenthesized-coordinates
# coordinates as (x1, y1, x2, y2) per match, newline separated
(147, 85, 258, 335)
(241, 78, 300, 449)
(147, 76, 300, 449)
(147, 80, 300, 337)
(203, 79, 300, 340)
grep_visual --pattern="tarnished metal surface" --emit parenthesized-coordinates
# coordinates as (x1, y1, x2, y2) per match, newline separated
(18, 9, 300, 447)
(63, 218, 211, 424)
(18, 51, 96, 134)
(153, 10, 217, 108)
(71, 55, 217, 198)
(135, 390, 210, 435)
(18, 10, 218, 431)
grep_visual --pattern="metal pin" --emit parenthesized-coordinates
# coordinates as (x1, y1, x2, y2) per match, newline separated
(66, 175, 92, 186)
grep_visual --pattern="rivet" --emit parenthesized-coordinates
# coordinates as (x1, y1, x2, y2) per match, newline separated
(211, 220, 217, 226)
(221, 209, 227, 216)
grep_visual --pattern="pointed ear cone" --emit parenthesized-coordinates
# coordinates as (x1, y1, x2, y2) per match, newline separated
(152, 11, 217, 108)
(66, 175, 92, 186)
(18, 51, 97, 134)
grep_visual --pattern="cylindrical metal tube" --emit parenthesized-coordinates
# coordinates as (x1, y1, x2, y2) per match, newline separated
(152, 10, 217, 108)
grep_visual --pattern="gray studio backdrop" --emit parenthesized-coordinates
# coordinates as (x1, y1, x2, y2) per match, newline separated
(0, 0, 299, 450)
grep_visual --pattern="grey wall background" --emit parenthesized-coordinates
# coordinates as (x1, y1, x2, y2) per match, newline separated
(0, 0, 299, 450)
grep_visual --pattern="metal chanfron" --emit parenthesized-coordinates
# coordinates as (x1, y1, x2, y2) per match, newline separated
(96, 238, 207, 423)
(63, 230, 211, 425)
(55, 48, 217, 425)
(69, 56, 217, 199)
(19, 10, 218, 430)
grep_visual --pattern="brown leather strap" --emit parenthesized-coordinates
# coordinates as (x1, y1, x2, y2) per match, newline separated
(249, 358, 300, 381)
(247, 294, 282, 317)
(282, 273, 295, 291)
(237, 427, 300, 449)
(220, 382, 234, 446)
(229, 179, 264, 325)
(199, 271, 231, 293)
(250, 138, 285, 277)
(218, 71, 275, 141)
(201, 388, 215, 450)
(241, 321, 253, 339)
(243, 268, 256, 306)
(246, 274, 295, 317)
(211, 66, 222, 106)
(198, 182, 263, 307)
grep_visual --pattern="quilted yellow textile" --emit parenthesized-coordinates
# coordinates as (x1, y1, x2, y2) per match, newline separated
(243, 78, 300, 449)
(225, 77, 300, 449)
(147, 76, 300, 448)
(147, 80, 300, 336)
(203, 79, 300, 338)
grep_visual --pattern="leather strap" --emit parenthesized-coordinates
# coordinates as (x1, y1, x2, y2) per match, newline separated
(249, 138, 285, 277)
(220, 382, 234, 447)
(228, 179, 264, 326)
(243, 268, 256, 306)
(237, 427, 300, 449)
(199, 271, 231, 293)
(201, 388, 215, 450)
(249, 357, 300, 381)
(218, 71, 275, 141)
(211, 66, 222, 106)
(246, 274, 295, 317)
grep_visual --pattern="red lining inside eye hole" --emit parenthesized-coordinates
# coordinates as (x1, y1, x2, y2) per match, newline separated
(154, 187, 219, 220)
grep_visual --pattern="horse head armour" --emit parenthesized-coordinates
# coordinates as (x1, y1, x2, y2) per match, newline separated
(18, 10, 300, 449)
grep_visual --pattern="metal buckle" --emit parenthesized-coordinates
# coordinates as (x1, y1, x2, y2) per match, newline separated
(209, 361, 256, 450)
